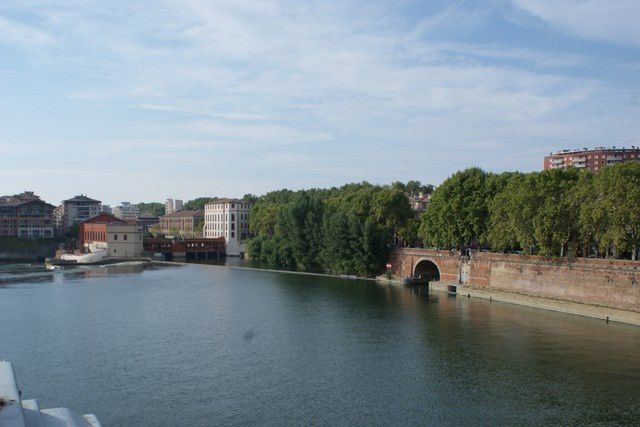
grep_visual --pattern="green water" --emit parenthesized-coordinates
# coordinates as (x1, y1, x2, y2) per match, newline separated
(1, 263, 639, 425)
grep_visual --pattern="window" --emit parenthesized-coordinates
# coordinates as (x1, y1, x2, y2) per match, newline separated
(124, 234, 127, 240)
(231, 232, 235, 238)
(231, 214, 235, 221)
(114, 234, 118, 240)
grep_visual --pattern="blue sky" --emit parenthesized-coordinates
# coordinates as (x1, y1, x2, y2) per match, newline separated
(1, 0, 639, 205)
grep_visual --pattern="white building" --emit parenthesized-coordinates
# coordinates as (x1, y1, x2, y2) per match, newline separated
(106, 223, 144, 257)
(204, 198, 251, 256)
(59, 195, 102, 229)
(165, 198, 184, 215)
(113, 202, 140, 220)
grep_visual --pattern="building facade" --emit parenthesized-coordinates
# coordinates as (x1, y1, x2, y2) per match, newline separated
(79, 213, 126, 251)
(137, 213, 159, 232)
(159, 210, 203, 237)
(106, 223, 144, 257)
(58, 195, 102, 230)
(544, 147, 640, 172)
(79, 213, 143, 257)
(165, 198, 183, 215)
(113, 202, 140, 221)
(203, 198, 251, 256)
(0, 192, 55, 239)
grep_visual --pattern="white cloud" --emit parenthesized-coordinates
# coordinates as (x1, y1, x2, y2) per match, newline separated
(1, 0, 639, 202)
(511, 0, 640, 47)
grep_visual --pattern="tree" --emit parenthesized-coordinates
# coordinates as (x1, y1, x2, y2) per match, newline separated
(589, 163, 640, 260)
(149, 223, 163, 237)
(419, 168, 492, 249)
(137, 202, 165, 217)
(183, 197, 218, 211)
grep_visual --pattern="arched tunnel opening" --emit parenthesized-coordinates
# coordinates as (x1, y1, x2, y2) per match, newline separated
(413, 260, 440, 283)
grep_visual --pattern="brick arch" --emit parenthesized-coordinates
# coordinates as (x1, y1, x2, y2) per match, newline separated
(391, 248, 462, 284)
(413, 258, 441, 281)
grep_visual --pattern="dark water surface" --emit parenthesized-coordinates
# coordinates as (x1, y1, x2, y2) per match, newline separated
(1, 263, 639, 426)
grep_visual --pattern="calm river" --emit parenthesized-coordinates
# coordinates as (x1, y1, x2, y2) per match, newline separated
(1, 262, 639, 425)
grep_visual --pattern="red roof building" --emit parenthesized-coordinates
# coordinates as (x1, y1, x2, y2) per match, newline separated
(79, 213, 125, 248)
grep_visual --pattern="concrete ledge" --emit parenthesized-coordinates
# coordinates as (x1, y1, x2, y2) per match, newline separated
(452, 284, 640, 326)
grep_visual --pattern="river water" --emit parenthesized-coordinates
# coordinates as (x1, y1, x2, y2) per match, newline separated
(1, 262, 639, 426)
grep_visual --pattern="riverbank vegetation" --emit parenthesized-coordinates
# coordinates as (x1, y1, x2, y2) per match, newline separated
(247, 183, 418, 275)
(419, 162, 640, 260)
(247, 163, 640, 275)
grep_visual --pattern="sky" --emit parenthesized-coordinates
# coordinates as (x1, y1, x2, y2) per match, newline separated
(1, 0, 639, 206)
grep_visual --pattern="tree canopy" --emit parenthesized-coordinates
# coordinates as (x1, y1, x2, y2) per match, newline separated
(247, 182, 415, 276)
(183, 197, 218, 211)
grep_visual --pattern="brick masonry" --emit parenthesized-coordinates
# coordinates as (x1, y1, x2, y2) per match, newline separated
(391, 248, 640, 312)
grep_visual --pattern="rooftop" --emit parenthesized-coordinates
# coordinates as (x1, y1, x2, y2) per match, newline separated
(548, 146, 640, 156)
(205, 198, 249, 206)
(64, 195, 101, 204)
(80, 213, 126, 225)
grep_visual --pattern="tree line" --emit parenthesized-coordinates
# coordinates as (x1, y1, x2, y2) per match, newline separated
(419, 163, 640, 260)
(247, 182, 419, 276)
(247, 162, 640, 276)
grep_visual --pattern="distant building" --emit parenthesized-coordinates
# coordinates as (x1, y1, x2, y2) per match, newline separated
(79, 213, 125, 252)
(137, 212, 159, 232)
(410, 193, 431, 212)
(79, 213, 143, 257)
(113, 202, 140, 221)
(101, 204, 112, 214)
(159, 210, 203, 237)
(165, 198, 183, 215)
(0, 191, 55, 239)
(544, 147, 640, 172)
(204, 198, 251, 256)
(58, 195, 102, 230)
(106, 223, 144, 257)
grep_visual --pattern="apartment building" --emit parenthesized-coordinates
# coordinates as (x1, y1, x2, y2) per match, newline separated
(544, 147, 640, 172)
(0, 191, 55, 239)
(113, 202, 140, 221)
(165, 198, 183, 215)
(57, 195, 102, 230)
(203, 198, 251, 256)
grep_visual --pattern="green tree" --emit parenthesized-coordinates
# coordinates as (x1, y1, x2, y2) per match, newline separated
(137, 202, 165, 217)
(589, 163, 640, 259)
(183, 197, 218, 211)
(419, 168, 493, 249)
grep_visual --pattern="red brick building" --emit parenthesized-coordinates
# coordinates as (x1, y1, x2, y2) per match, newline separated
(544, 147, 640, 172)
(79, 213, 125, 249)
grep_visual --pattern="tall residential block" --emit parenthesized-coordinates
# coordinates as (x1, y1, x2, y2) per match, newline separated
(544, 147, 640, 172)
(165, 198, 184, 215)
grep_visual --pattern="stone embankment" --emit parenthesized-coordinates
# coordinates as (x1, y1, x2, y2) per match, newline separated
(388, 248, 640, 325)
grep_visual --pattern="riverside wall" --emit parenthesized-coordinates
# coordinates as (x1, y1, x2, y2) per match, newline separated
(391, 248, 640, 313)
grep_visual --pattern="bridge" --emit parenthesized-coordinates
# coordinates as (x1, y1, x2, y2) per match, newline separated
(144, 237, 226, 260)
